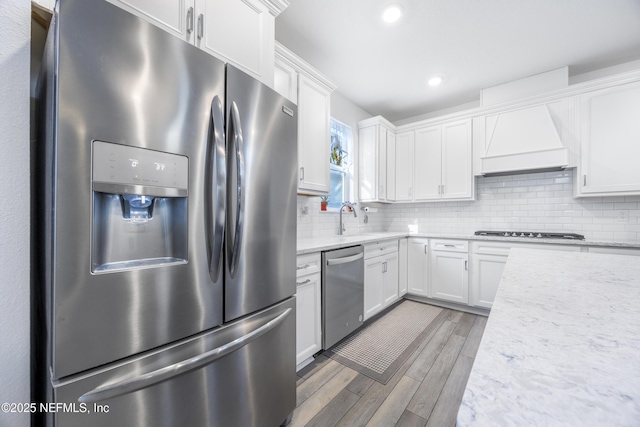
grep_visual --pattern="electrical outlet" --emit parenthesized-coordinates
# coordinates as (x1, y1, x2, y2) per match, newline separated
(617, 210, 629, 222)
(300, 206, 308, 215)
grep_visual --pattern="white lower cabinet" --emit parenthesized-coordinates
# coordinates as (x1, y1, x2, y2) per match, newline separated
(469, 242, 510, 309)
(364, 240, 399, 321)
(429, 240, 469, 304)
(469, 241, 581, 309)
(398, 238, 408, 296)
(407, 238, 429, 296)
(295, 253, 321, 367)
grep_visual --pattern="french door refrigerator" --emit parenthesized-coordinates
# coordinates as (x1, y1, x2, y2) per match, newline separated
(34, 0, 297, 425)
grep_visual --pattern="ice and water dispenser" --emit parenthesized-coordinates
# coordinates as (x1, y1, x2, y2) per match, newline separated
(92, 141, 188, 272)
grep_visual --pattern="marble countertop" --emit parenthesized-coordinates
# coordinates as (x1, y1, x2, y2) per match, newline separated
(457, 248, 640, 426)
(297, 232, 640, 255)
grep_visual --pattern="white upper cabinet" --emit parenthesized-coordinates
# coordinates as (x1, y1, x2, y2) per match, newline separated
(297, 75, 332, 195)
(106, 0, 286, 85)
(394, 131, 414, 201)
(576, 80, 640, 196)
(413, 119, 474, 201)
(195, 0, 274, 84)
(442, 120, 473, 199)
(358, 116, 396, 203)
(414, 126, 441, 200)
(274, 43, 337, 196)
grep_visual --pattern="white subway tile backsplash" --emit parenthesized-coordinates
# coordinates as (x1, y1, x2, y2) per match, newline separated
(296, 171, 640, 243)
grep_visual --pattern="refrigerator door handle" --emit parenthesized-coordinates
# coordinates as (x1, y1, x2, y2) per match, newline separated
(207, 95, 226, 281)
(228, 101, 245, 278)
(78, 308, 292, 404)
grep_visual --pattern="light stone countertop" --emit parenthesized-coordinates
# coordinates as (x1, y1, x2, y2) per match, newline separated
(296, 232, 640, 255)
(457, 248, 640, 426)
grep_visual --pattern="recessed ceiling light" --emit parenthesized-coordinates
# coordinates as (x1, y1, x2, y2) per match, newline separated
(382, 5, 403, 23)
(428, 76, 443, 87)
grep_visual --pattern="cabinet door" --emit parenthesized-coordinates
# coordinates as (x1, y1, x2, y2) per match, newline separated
(378, 128, 388, 201)
(359, 126, 378, 202)
(395, 132, 414, 201)
(295, 273, 321, 365)
(195, 0, 274, 85)
(298, 74, 331, 195)
(364, 257, 384, 320)
(383, 252, 399, 307)
(580, 81, 640, 195)
(414, 126, 442, 200)
(407, 238, 429, 296)
(386, 131, 396, 202)
(470, 253, 507, 309)
(106, 0, 195, 43)
(430, 251, 468, 304)
(398, 239, 408, 296)
(442, 119, 473, 199)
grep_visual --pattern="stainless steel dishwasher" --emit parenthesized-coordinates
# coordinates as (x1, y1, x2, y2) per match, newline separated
(322, 245, 364, 349)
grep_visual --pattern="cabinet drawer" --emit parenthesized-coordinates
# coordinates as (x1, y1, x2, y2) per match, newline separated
(296, 253, 321, 278)
(430, 239, 468, 253)
(364, 240, 398, 259)
(471, 241, 512, 256)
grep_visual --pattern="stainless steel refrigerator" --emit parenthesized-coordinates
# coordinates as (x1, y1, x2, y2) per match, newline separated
(34, 0, 297, 425)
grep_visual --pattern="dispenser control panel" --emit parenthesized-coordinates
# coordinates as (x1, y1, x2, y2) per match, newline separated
(92, 141, 188, 192)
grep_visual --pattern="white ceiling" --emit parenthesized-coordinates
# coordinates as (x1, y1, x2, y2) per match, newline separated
(275, 0, 640, 122)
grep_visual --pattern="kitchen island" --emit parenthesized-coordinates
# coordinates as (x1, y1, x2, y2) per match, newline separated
(457, 248, 640, 426)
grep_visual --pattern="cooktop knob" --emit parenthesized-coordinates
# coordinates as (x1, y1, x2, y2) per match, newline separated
(504, 232, 510, 237)
(537, 233, 543, 238)
(520, 233, 525, 237)
(512, 232, 518, 237)
(528, 233, 534, 237)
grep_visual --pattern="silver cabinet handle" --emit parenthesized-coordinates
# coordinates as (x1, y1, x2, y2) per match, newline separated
(424, 245, 427, 254)
(206, 96, 226, 282)
(444, 244, 456, 248)
(296, 279, 311, 286)
(438, 185, 441, 194)
(442, 184, 445, 194)
(326, 252, 364, 266)
(227, 101, 245, 278)
(465, 260, 468, 270)
(296, 264, 310, 270)
(583, 174, 587, 187)
(78, 308, 292, 403)
(300, 167, 304, 181)
(197, 14, 204, 40)
(186, 7, 194, 34)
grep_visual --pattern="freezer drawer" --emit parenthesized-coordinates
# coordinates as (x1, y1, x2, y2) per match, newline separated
(51, 298, 296, 427)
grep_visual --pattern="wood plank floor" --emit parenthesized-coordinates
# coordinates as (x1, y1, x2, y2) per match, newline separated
(292, 305, 487, 427)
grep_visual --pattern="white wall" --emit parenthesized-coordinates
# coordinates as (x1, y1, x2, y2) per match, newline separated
(0, 1, 32, 426)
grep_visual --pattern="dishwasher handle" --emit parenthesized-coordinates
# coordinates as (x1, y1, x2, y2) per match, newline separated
(326, 252, 364, 266)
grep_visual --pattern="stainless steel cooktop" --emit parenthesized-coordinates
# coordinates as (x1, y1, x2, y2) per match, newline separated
(474, 230, 585, 240)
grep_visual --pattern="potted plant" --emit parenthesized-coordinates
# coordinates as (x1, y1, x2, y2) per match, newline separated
(320, 196, 329, 211)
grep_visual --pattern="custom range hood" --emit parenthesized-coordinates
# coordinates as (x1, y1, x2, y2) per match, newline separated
(478, 68, 570, 176)
(480, 104, 568, 176)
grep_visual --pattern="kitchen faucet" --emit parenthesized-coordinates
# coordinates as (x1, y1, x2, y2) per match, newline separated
(339, 201, 357, 235)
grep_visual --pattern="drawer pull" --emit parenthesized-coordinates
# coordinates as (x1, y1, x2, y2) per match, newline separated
(296, 264, 310, 270)
(296, 279, 311, 286)
(444, 244, 456, 248)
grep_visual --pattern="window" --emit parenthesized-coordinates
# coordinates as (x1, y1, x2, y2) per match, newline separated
(328, 119, 354, 210)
